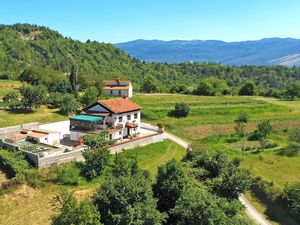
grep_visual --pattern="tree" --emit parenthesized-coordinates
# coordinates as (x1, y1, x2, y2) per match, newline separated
(81, 134, 111, 180)
(153, 160, 187, 223)
(174, 185, 249, 225)
(282, 182, 300, 223)
(284, 81, 300, 100)
(52, 190, 102, 225)
(59, 93, 79, 115)
(93, 173, 165, 225)
(20, 84, 47, 111)
(82, 148, 110, 180)
(83, 132, 109, 149)
(173, 102, 190, 117)
(234, 113, 248, 153)
(81, 86, 98, 106)
(111, 154, 139, 178)
(249, 120, 273, 141)
(194, 79, 214, 96)
(48, 92, 64, 108)
(69, 65, 79, 92)
(211, 166, 252, 199)
(140, 75, 158, 93)
(239, 82, 255, 96)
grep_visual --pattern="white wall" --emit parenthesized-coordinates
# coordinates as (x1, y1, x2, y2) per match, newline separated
(70, 131, 87, 141)
(39, 121, 70, 139)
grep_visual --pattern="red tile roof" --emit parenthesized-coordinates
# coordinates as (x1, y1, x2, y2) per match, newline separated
(27, 132, 48, 138)
(97, 98, 141, 114)
(6, 133, 27, 142)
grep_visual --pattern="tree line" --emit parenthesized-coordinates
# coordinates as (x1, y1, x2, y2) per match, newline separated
(1, 24, 300, 98)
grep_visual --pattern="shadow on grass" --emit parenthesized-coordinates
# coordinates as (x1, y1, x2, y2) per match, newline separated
(251, 185, 298, 225)
(277, 146, 300, 157)
(6, 108, 33, 114)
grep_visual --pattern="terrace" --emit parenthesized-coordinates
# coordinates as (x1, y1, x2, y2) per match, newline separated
(70, 115, 123, 133)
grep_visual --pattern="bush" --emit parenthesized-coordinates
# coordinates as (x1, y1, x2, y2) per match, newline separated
(82, 148, 111, 179)
(172, 102, 190, 117)
(239, 82, 255, 96)
(282, 182, 300, 223)
(0, 149, 30, 178)
(16, 169, 45, 188)
(55, 163, 81, 185)
(59, 93, 80, 115)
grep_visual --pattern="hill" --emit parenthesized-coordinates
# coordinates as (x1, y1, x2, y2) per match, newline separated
(116, 38, 300, 65)
(0, 24, 300, 92)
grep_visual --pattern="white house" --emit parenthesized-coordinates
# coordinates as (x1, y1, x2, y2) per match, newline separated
(102, 79, 133, 98)
(6, 128, 60, 145)
(70, 97, 141, 142)
(25, 129, 61, 145)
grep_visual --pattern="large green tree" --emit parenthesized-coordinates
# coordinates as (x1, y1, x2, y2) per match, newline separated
(174, 185, 250, 225)
(93, 173, 165, 225)
(20, 84, 47, 110)
(81, 86, 98, 106)
(52, 190, 102, 225)
(153, 159, 187, 223)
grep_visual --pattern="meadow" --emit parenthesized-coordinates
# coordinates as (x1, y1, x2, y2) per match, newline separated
(132, 94, 300, 186)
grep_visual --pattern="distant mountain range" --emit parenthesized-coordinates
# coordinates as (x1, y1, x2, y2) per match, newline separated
(116, 38, 300, 66)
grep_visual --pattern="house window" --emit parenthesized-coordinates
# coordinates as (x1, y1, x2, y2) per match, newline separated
(119, 131, 122, 135)
(110, 90, 113, 94)
(109, 134, 112, 140)
(119, 117, 122, 122)
(118, 90, 121, 95)
(127, 114, 131, 121)
(134, 113, 138, 119)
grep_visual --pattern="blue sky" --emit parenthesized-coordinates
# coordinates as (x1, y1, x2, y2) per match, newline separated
(1, 0, 300, 43)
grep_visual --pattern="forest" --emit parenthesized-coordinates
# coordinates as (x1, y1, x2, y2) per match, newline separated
(1, 23, 300, 96)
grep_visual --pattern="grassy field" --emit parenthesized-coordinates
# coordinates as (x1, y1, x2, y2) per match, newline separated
(132, 94, 300, 143)
(0, 106, 67, 128)
(0, 80, 22, 98)
(133, 94, 300, 186)
(0, 139, 185, 225)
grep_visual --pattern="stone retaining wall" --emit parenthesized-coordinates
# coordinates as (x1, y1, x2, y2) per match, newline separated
(1, 132, 164, 168)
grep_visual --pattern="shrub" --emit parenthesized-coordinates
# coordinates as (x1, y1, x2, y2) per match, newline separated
(55, 163, 81, 185)
(172, 102, 190, 118)
(282, 182, 300, 223)
(16, 169, 45, 188)
(52, 190, 101, 225)
(239, 82, 255, 96)
(82, 148, 110, 179)
(0, 149, 30, 178)
(59, 93, 80, 115)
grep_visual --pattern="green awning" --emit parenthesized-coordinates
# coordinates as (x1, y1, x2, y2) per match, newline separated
(71, 115, 104, 122)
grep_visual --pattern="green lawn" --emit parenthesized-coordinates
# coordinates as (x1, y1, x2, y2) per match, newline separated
(120, 139, 186, 177)
(0, 106, 67, 128)
(0, 139, 185, 225)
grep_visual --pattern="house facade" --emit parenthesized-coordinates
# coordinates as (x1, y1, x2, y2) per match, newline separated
(70, 97, 141, 142)
(102, 79, 133, 98)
